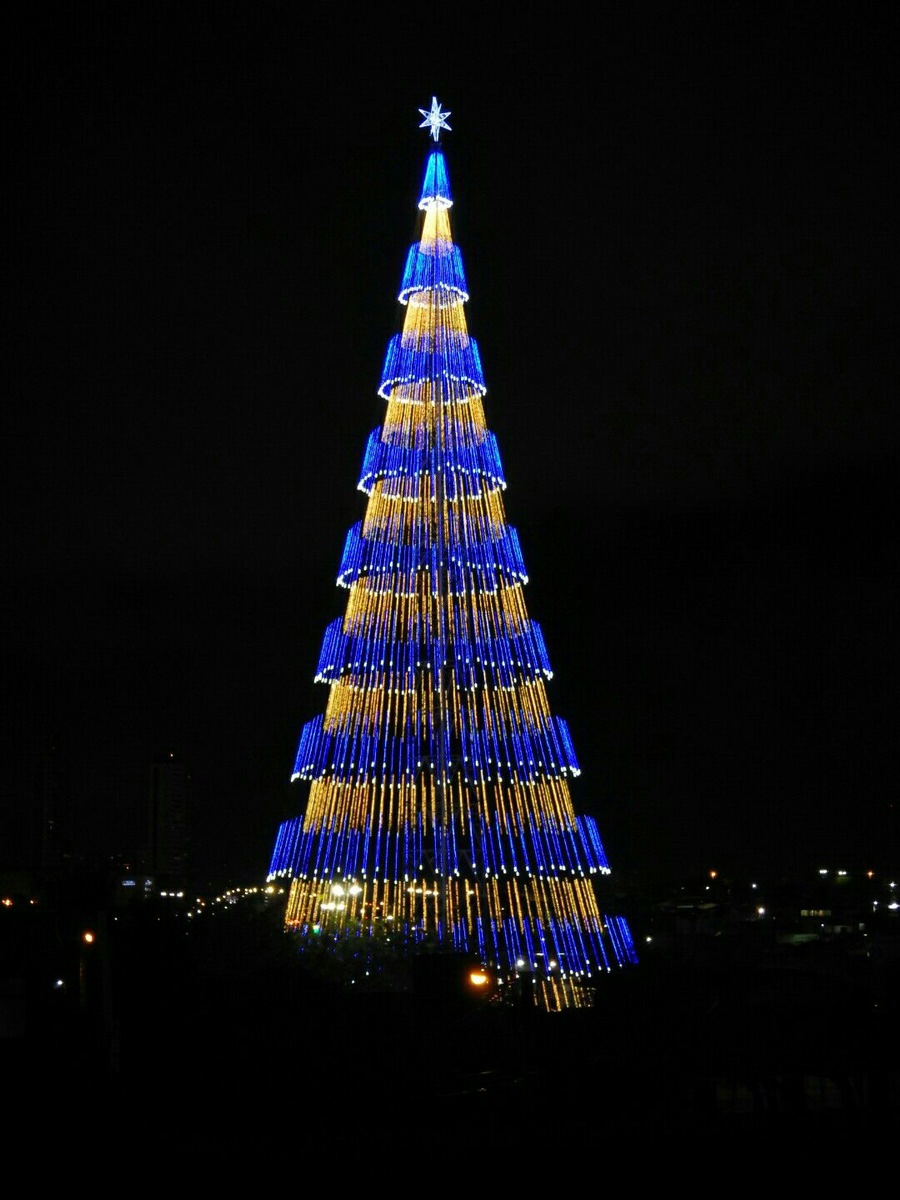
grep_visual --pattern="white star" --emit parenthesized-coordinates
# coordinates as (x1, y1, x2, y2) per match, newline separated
(418, 97, 452, 142)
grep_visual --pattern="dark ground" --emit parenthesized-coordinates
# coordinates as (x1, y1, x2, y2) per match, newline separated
(4, 883, 899, 1175)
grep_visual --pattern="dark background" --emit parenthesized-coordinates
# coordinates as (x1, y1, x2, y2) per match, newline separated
(2, 3, 896, 890)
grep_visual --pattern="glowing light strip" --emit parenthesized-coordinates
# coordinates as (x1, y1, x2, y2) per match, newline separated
(283, 867, 638, 972)
(336, 520, 528, 592)
(399, 243, 468, 304)
(357, 428, 505, 494)
(313, 620, 551, 689)
(268, 815, 303, 876)
(577, 815, 612, 872)
(378, 333, 486, 400)
(418, 147, 452, 205)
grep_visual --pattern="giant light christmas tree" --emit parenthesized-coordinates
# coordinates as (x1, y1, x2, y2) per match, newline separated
(268, 100, 638, 1011)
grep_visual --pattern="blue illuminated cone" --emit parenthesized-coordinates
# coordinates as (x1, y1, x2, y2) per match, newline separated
(269, 103, 637, 1010)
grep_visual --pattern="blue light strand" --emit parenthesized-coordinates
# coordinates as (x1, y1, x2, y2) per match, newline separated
(295, 690, 580, 790)
(378, 333, 486, 401)
(610, 915, 639, 963)
(357, 428, 505, 496)
(268, 815, 303, 876)
(336, 519, 529, 594)
(399, 243, 468, 304)
(286, 785, 608, 890)
(419, 149, 452, 207)
(577, 815, 612, 872)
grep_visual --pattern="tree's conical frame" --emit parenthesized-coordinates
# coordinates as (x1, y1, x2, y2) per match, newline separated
(269, 104, 638, 1011)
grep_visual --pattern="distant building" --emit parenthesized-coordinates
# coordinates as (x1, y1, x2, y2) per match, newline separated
(148, 753, 189, 890)
(0, 732, 67, 875)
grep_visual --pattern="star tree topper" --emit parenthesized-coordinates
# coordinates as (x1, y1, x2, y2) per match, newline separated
(419, 97, 451, 142)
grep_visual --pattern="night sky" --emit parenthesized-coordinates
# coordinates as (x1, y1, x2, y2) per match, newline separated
(3, 4, 897, 890)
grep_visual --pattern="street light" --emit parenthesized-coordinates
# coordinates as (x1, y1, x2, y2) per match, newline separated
(79, 929, 95, 1010)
